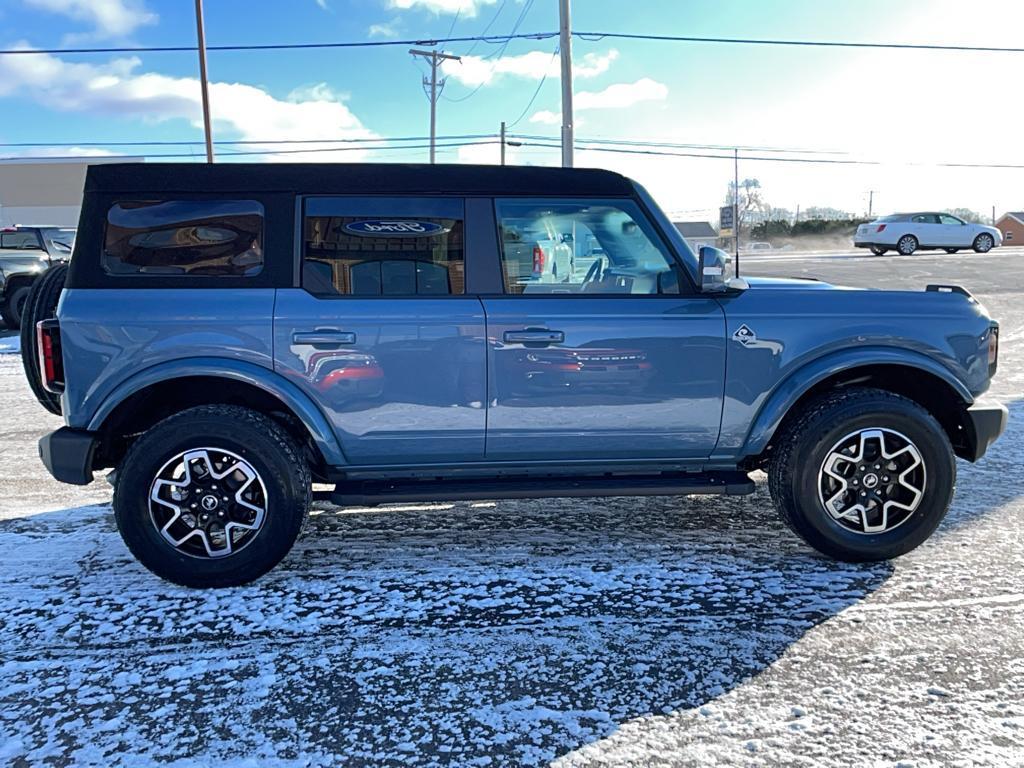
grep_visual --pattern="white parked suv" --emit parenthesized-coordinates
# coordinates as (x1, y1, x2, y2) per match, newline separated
(855, 213, 1002, 256)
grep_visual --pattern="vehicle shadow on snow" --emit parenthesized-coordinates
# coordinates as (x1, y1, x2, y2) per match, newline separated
(0, 403, 1018, 766)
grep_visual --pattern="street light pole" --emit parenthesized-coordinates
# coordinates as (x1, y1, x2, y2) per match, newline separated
(559, 0, 574, 168)
(194, 0, 214, 163)
(500, 121, 506, 166)
(409, 48, 461, 164)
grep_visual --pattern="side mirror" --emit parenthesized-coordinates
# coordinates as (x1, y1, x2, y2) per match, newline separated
(697, 245, 732, 293)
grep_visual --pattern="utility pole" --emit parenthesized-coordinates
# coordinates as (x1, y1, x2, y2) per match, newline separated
(558, 0, 574, 168)
(409, 48, 461, 164)
(992, 205, 996, 225)
(194, 0, 214, 163)
(733, 147, 740, 276)
(500, 121, 506, 166)
(868, 190, 875, 218)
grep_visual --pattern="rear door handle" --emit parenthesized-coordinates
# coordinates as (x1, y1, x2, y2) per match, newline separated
(503, 329, 564, 345)
(292, 330, 357, 346)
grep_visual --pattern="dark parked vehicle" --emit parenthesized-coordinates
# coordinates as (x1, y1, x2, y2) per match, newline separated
(26, 163, 1006, 587)
(0, 225, 74, 328)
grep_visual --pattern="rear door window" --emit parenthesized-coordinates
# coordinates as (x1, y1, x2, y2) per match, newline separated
(103, 200, 264, 276)
(302, 197, 464, 297)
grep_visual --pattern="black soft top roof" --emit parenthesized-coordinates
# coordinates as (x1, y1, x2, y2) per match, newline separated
(84, 162, 636, 197)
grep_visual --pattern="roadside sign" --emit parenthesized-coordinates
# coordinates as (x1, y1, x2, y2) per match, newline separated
(719, 205, 735, 237)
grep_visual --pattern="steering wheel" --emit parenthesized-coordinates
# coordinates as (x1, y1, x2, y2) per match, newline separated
(582, 255, 605, 286)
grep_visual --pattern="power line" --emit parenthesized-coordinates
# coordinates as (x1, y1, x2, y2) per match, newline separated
(459, 0, 507, 58)
(443, 0, 536, 104)
(512, 133, 849, 155)
(0, 134, 495, 148)
(0, 139, 499, 162)
(0, 32, 557, 56)
(4, 31, 1024, 57)
(505, 46, 559, 127)
(514, 141, 1024, 169)
(7, 133, 1024, 168)
(572, 31, 1024, 53)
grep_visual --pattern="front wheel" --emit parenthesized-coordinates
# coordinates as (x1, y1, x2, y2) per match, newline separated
(973, 233, 995, 253)
(114, 405, 311, 587)
(896, 235, 918, 255)
(768, 388, 955, 562)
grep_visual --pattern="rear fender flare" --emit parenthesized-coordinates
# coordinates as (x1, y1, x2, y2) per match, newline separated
(87, 357, 346, 466)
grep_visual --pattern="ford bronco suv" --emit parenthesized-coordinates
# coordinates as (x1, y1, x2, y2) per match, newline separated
(26, 163, 1006, 588)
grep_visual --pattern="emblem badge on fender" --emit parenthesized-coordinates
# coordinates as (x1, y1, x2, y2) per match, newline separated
(733, 324, 757, 345)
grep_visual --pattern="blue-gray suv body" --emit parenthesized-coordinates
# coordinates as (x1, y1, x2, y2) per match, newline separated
(29, 163, 1006, 587)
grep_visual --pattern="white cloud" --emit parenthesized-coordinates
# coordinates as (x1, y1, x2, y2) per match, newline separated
(442, 49, 618, 88)
(530, 78, 668, 124)
(576, 78, 668, 110)
(24, 0, 157, 39)
(0, 45, 378, 162)
(388, 0, 497, 16)
(368, 19, 400, 38)
(528, 110, 559, 125)
(314, 0, 329, 8)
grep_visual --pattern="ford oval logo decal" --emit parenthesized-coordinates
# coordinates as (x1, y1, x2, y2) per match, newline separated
(343, 220, 448, 237)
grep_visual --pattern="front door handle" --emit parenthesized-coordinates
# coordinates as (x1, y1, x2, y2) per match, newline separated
(503, 328, 564, 345)
(292, 330, 357, 346)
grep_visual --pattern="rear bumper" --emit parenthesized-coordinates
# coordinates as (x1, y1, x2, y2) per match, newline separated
(39, 427, 99, 485)
(964, 399, 1008, 462)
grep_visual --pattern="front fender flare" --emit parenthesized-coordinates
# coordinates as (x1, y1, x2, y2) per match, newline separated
(738, 346, 973, 458)
(87, 357, 346, 467)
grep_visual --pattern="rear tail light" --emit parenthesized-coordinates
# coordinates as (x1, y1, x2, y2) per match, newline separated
(876, 224, 887, 233)
(532, 244, 545, 274)
(988, 327, 999, 375)
(37, 319, 65, 394)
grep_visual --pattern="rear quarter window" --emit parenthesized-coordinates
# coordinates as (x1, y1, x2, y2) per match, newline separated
(302, 197, 465, 297)
(103, 200, 264, 277)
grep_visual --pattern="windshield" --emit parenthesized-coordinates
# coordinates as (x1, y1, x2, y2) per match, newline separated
(40, 227, 76, 253)
(630, 181, 699, 279)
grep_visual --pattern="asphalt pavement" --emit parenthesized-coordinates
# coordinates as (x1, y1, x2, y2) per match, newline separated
(0, 248, 1021, 767)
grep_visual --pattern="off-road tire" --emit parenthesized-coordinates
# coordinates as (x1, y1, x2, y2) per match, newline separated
(19, 265, 67, 416)
(1, 283, 31, 329)
(114, 405, 311, 588)
(767, 387, 955, 562)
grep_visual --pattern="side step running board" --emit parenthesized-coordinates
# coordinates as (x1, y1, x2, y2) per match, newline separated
(322, 471, 755, 507)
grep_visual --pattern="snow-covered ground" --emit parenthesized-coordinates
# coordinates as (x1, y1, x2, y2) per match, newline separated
(0, 251, 1022, 767)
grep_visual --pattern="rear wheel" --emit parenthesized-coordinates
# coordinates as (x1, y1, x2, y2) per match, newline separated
(19, 265, 67, 416)
(768, 388, 955, 562)
(896, 235, 918, 255)
(973, 233, 994, 253)
(113, 405, 311, 588)
(1, 283, 31, 329)
(869, 246, 887, 256)
(944, 248, 959, 254)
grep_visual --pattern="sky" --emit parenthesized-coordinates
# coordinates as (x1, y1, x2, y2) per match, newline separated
(0, 0, 1022, 221)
